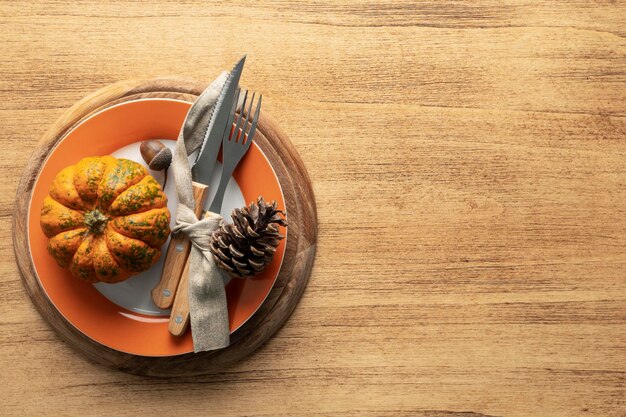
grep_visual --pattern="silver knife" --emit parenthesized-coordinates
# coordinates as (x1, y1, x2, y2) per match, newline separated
(193, 55, 246, 185)
(151, 56, 246, 309)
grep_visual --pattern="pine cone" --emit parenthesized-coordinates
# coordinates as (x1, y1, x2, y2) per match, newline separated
(210, 196, 287, 278)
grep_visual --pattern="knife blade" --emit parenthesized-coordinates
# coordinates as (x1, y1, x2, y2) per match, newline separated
(192, 55, 246, 184)
(151, 56, 246, 309)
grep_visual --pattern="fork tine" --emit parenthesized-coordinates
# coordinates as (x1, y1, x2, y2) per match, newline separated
(223, 87, 241, 141)
(244, 95, 262, 149)
(234, 90, 248, 142)
(246, 92, 256, 116)
(243, 91, 256, 137)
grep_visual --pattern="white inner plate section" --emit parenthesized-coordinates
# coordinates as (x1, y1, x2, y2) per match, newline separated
(93, 140, 244, 316)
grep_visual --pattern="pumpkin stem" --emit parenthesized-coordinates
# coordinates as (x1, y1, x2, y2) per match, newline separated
(84, 209, 109, 234)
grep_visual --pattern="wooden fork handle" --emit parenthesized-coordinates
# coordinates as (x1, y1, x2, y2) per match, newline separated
(151, 182, 208, 309)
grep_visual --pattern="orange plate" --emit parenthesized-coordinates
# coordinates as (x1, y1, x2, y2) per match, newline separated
(27, 99, 286, 356)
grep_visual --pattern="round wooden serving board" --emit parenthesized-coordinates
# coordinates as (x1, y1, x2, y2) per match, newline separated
(13, 78, 317, 377)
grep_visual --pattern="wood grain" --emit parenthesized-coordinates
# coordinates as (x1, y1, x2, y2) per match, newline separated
(1, 1, 625, 416)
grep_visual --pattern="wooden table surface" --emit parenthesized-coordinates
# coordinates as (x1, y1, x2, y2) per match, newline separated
(1, 1, 624, 416)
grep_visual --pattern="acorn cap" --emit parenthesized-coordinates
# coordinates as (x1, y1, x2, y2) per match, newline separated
(148, 147, 172, 171)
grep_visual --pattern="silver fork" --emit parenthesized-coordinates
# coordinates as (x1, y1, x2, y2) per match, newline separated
(208, 88, 262, 213)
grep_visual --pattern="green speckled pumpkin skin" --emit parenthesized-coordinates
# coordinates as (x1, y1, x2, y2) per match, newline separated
(40, 156, 171, 283)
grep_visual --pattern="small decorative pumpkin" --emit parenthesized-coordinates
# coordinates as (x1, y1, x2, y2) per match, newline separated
(40, 156, 171, 283)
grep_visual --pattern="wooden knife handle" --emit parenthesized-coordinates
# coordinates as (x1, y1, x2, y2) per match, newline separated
(151, 181, 208, 309)
(169, 261, 191, 336)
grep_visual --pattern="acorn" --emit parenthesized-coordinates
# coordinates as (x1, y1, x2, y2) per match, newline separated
(140, 140, 172, 187)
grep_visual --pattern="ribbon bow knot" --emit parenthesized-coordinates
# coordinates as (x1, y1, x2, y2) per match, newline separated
(172, 204, 222, 259)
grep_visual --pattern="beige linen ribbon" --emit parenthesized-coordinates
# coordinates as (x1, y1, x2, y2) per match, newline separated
(171, 72, 230, 352)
